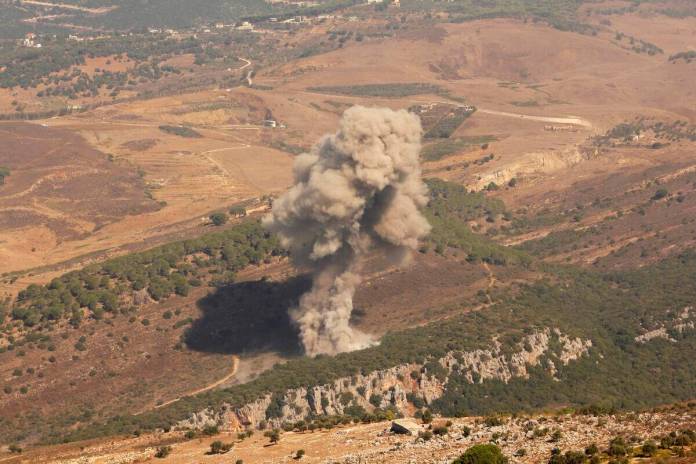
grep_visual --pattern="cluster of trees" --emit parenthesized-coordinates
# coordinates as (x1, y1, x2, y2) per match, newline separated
(424, 107, 476, 140)
(36, 68, 130, 100)
(423, 178, 530, 265)
(593, 118, 696, 146)
(8, 221, 281, 328)
(408, 0, 597, 36)
(614, 32, 663, 55)
(0, 34, 205, 91)
(669, 50, 696, 63)
(159, 125, 202, 138)
(307, 83, 445, 98)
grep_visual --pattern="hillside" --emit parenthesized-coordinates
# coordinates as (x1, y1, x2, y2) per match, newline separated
(0, 0, 695, 461)
(0, 180, 694, 449)
(5, 405, 696, 463)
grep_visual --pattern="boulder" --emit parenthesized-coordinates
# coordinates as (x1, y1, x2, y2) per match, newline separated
(390, 419, 421, 435)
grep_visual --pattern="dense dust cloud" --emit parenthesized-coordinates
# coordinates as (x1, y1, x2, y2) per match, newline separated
(263, 106, 431, 356)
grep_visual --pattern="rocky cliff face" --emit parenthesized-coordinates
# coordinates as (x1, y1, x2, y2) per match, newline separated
(179, 328, 592, 432)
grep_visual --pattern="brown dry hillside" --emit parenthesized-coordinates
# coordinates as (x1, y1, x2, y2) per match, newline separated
(2, 406, 695, 464)
(3, 13, 695, 285)
(0, 122, 159, 273)
(0, 6, 695, 458)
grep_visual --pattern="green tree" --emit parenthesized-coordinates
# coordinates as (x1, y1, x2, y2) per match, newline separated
(210, 212, 228, 226)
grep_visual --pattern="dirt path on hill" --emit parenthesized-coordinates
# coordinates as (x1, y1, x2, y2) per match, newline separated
(476, 108, 593, 127)
(135, 355, 239, 414)
(21, 0, 116, 13)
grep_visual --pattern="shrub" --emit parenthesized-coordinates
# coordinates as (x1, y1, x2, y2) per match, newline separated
(264, 429, 281, 444)
(453, 444, 508, 464)
(607, 437, 627, 456)
(202, 425, 219, 436)
(295, 449, 305, 459)
(154, 446, 172, 458)
(652, 189, 669, 201)
(210, 212, 228, 226)
(209, 440, 233, 454)
(229, 206, 247, 217)
(641, 440, 657, 457)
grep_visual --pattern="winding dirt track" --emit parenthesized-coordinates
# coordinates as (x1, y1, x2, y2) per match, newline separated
(477, 108, 592, 128)
(135, 355, 239, 415)
(20, 0, 116, 13)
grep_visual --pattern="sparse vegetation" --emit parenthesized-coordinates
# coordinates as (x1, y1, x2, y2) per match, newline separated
(421, 136, 496, 161)
(669, 50, 696, 63)
(158, 125, 202, 138)
(613, 32, 663, 55)
(424, 179, 530, 265)
(307, 83, 445, 98)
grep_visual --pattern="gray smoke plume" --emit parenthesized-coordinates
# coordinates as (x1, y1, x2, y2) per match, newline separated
(263, 106, 431, 356)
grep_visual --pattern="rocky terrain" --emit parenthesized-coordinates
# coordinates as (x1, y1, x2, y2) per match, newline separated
(181, 328, 592, 431)
(5, 405, 694, 463)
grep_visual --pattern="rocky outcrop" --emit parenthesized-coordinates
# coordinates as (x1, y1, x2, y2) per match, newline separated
(635, 306, 695, 344)
(177, 328, 592, 432)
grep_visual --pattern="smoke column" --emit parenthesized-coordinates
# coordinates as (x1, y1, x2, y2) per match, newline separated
(263, 106, 431, 356)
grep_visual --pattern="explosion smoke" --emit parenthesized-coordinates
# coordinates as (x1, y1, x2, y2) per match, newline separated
(263, 106, 431, 356)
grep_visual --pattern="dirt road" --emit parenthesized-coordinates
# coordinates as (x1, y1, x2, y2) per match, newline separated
(135, 355, 239, 414)
(20, 0, 116, 13)
(477, 108, 592, 128)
